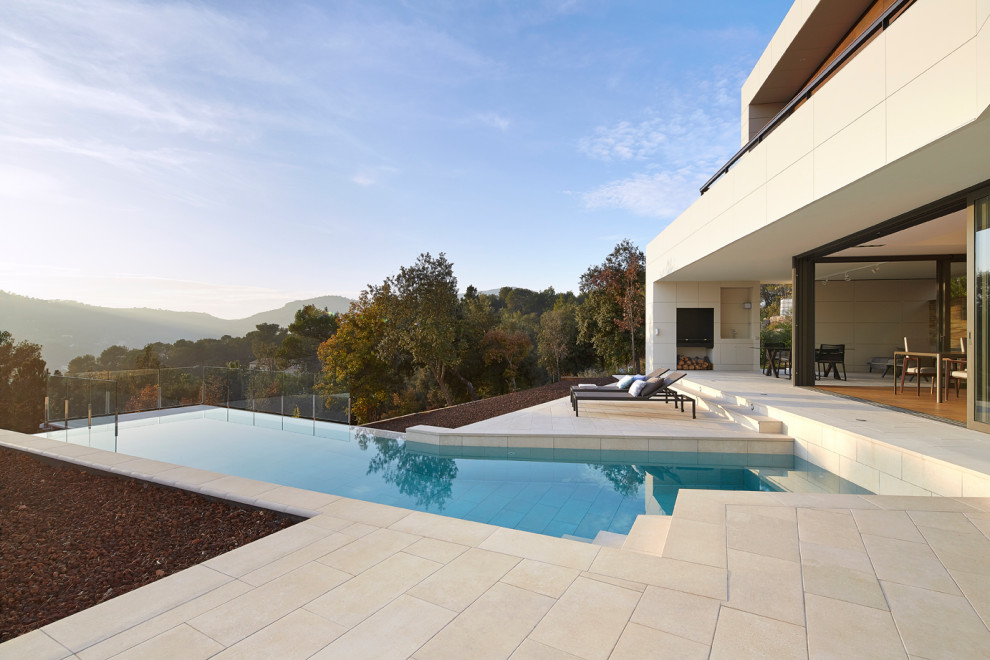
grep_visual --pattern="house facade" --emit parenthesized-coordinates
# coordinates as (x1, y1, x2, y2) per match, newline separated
(645, 0, 990, 430)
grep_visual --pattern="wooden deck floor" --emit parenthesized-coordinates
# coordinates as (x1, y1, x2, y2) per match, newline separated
(813, 383, 966, 423)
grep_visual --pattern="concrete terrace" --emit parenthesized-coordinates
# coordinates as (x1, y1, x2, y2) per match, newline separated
(2, 375, 990, 658)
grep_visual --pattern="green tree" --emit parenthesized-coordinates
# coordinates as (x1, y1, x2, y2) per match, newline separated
(135, 343, 162, 369)
(67, 354, 98, 374)
(247, 323, 286, 372)
(318, 292, 408, 424)
(760, 284, 792, 320)
(377, 253, 461, 406)
(482, 328, 532, 392)
(579, 239, 646, 372)
(537, 304, 577, 382)
(0, 331, 48, 433)
(98, 344, 130, 371)
(279, 305, 339, 371)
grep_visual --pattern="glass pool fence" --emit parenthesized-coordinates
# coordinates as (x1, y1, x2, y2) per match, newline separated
(46, 366, 351, 444)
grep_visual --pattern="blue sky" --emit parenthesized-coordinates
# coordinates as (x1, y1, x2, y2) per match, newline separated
(1, 0, 791, 318)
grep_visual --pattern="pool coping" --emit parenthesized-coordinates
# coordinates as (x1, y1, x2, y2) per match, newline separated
(3, 428, 990, 658)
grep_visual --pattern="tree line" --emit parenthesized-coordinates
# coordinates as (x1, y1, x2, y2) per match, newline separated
(0, 240, 645, 430)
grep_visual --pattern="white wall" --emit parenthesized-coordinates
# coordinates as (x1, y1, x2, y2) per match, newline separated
(815, 279, 936, 371)
(647, 281, 761, 372)
(647, 0, 990, 285)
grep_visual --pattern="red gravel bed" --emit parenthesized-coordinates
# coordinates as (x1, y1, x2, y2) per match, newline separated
(0, 447, 297, 643)
(365, 377, 615, 432)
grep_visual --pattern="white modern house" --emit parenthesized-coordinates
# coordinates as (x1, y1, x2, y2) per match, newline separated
(646, 0, 990, 430)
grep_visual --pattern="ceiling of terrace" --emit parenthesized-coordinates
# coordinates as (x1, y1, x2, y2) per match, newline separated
(829, 209, 966, 258)
(751, 0, 876, 105)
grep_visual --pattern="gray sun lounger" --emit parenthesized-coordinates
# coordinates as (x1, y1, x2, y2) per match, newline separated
(570, 371, 695, 418)
(568, 367, 670, 394)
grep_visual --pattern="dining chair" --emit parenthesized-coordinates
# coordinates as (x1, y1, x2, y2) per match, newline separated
(899, 337, 936, 396)
(946, 336, 968, 398)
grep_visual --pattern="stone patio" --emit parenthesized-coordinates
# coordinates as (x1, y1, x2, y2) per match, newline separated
(3, 376, 990, 658)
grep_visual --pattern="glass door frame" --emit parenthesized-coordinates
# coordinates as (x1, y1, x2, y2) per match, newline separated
(967, 186, 990, 431)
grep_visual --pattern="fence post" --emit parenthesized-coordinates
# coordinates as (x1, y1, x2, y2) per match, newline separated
(88, 404, 92, 428)
(64, 398, 69, 429)
(158, 368, 162, 410)
(44, 396, 49, 426)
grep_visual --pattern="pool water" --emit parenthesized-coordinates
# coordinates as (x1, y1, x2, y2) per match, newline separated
(42, 408, 870, 540)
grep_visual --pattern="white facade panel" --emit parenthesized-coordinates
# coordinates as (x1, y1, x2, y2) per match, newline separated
(885, 0, 977, 95)
(814, 104, 886, 199)
(812, 34, 886, 146)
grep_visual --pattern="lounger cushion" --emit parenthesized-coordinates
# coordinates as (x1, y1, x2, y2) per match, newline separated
(628, 379, 648, 396)
(639, 378, 665, 398)
(617, 375, 636, 390)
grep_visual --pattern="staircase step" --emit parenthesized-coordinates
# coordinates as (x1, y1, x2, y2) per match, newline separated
(621, 515, 671, 556)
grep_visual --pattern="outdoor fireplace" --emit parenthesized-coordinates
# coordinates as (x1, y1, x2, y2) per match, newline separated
(676, 308, 714, 348)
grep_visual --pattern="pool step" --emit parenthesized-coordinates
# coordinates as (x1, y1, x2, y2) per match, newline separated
(621, 515, 671, 556)
(562, 531, 628, 548)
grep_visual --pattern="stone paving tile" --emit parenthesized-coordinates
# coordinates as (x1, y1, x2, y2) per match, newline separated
(42, 565, 233, 653)
(404, 537, 470, 564)
(112, 624, 222, 660)
(304, 552, 442, 628)
(862, 495, 982, 512)
(301, 514, 358, 532)
(908, 510, 982, 533)
(609, 622, 709, 659)
(578, 572, 646, 593)
(337, 521, 379, 538)
(725, 549, 805, 626)
(882, 580, 990, 659)
(916, 523, 990, 577)
(0, 630, 72, 660)
(311, 595, 455, 660)
(709, 607, 807, 660)
(500, 559, 579, 598)
(851, 509, 926, 542)
(479, 528, 600, 571)
(950, 568, 990, 629)
(239, 532, 355, 587)
(967, 511, 990, 538)
(187, 563, 349, 646)
(320, 498, 414, 527)
(408, 547, 520, 612)
(629, 585, 721, 645)
(77, 580, 253, 660)
(797, 508, 865, 552)
(800, 544, 887, 610)
(508, 639, 583, 659)
(316, 527, 420, 575)
(529, 576, 641, 660)
(210, 609, 346, 660)
(198, 475, 280, 499)
(390, 510, 499, 546)
(153, 465, 228, 485)
(253, 485, 340, 512)
(661, 517, 727, 568)
(805, 593, 906, 660)
(726, 506, 799, 562)
(203, 523, 333, 578)
(861, 533, 962, 595)
(589, 547, 727, 601)
(414, 582, 555, 660)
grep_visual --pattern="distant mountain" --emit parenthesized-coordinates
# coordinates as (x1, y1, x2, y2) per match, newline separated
(0, 291, 353, 370)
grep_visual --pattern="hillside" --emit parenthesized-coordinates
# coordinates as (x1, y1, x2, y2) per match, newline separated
(0, 291, 352, 370)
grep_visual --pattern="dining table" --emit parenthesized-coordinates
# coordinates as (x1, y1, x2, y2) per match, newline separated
(893, 350, 965, 403)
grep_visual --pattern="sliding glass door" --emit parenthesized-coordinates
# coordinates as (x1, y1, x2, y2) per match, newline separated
(973, 195, 990, 424)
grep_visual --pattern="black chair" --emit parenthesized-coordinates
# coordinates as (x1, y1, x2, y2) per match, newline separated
(816, 344, 846, 381)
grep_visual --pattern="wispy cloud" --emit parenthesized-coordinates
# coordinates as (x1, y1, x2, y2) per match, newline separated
(350, 166, 399, 186)
(476, 112, 511, 131)
(579, 66, 747, 218)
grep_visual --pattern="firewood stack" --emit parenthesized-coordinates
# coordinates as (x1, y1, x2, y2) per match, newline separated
(677, 354, 713, 370)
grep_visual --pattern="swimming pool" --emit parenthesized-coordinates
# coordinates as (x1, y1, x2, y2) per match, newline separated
(42, 408, 870, 540)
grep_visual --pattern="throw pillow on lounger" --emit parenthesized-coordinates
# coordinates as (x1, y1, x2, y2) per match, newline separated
(629, 379, 648, 396)
(617, 375, 636, 390)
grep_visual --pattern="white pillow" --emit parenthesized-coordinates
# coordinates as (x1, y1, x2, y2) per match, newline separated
(616, 375, 636, 390)
(628, 379, 648, 397)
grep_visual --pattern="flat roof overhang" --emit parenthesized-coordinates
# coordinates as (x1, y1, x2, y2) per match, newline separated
(655, 111, 990, 283)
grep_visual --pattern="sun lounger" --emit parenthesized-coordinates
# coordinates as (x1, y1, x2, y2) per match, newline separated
(570, 371, 695, 418)
(569, 367, 670, 394)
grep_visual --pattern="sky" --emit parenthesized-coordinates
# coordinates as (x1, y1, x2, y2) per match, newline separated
(0, 0, 792, 319)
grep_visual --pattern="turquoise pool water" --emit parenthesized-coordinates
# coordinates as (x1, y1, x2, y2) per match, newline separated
(42, 408, 869, 539)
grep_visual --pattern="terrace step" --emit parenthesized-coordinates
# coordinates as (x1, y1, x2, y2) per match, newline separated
(591, 531, 628, 548)
(676, 381, 784, 434)
(621, 515, 671, 556)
